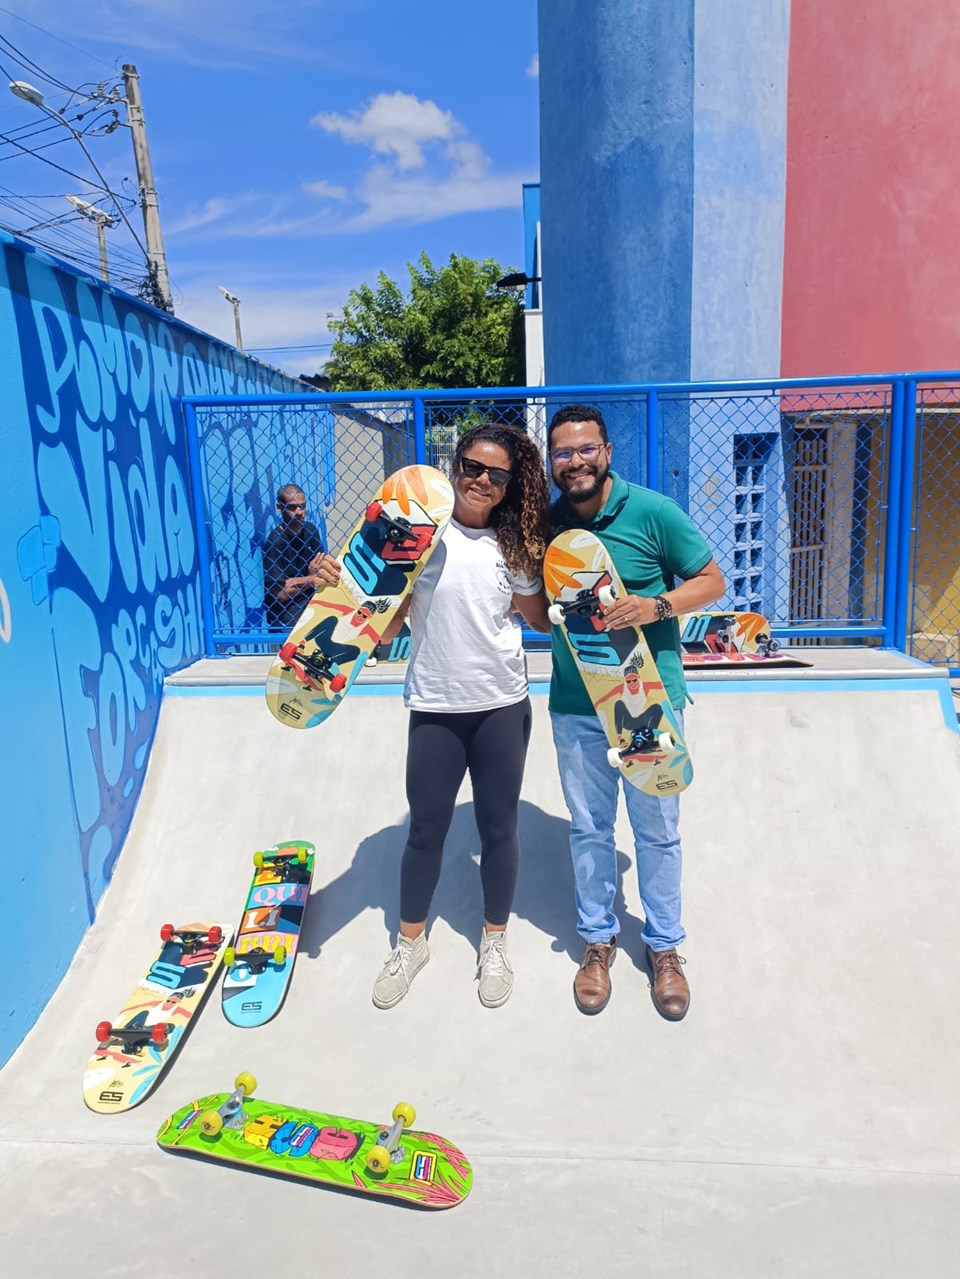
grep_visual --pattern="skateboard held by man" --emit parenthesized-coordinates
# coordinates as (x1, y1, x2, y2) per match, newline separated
(221, 840, 316, 1028)
(544, 529, 693, 797)
(83, 922, 231, 1113)
(157, 1073, 473, 1209)
(265, 465, 454, 730)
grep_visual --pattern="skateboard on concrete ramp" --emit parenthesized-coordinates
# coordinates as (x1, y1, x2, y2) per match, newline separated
(544, 529, 693, 797)
(221, 840, 315, 1028)
(84, 922, 231, 1113)
(157, 1073, 473, 1209)
(678, 611, 810, 666)
(265, 465, 454, 730)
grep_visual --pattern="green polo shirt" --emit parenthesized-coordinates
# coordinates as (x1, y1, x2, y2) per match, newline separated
(549, 473, 713, 714)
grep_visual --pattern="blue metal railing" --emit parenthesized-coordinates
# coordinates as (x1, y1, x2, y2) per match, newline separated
(181, 372, 960, 674)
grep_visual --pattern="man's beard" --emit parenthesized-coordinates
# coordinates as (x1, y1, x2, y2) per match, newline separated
(554, 458, 610, 506)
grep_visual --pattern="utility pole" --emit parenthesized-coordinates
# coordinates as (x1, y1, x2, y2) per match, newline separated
(121, 64, 173, 313)
(218, 286, 243, 349)
(66, 196, 117, 283)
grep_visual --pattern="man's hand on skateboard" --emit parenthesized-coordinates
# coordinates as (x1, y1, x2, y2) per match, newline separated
(601, 593, 660, 631)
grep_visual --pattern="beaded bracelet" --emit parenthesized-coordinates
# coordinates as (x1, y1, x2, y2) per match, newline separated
(653, 595, 673, 621)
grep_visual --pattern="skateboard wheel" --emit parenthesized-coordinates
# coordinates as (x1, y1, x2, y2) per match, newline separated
(279, 642, 297, 663)
(606, 747, 622, 768)
(365, 500, 382, 522)
(199, 1110, 224, 1137)
(547, 603, 564, 626)
(235, 1072, 257, 1096)
(392, 1102, 416, 1128)
(224, 946, 236, 968)
(160, 923, 175, 942)
(330, 673, 347, 693)
(208, 926, 223, 945)
(295, 846, 308, 864)
(657, 732, 674, 753)
(150, 1022, 168, 1046)
(95, 1020, 112, 1043)
(273, 945, 287, 967)
(598, 585, 616, 607)
(366, 1144, 392, 1175)
(253, 850, 265, 869)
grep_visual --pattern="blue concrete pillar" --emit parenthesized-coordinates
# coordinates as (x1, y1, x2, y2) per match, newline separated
(538, 0, 790, 386)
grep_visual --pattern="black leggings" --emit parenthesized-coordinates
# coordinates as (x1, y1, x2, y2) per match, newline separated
(400, 698, 533, 927)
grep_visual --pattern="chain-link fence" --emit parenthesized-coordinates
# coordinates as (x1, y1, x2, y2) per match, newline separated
(911, 384, 960, 666)
(181, 377, 960, 671)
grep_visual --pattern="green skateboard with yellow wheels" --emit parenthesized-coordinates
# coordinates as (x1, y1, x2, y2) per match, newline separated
(157, 1074, 473, 1209)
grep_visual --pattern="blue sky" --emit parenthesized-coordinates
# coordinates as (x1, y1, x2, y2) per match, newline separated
(0, 0, 539, 375)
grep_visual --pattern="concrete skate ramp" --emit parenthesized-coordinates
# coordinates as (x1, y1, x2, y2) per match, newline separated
(2, 659, 959, 1277)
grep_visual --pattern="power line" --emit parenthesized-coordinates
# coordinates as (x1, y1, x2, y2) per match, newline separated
(0, 8, 116, 72)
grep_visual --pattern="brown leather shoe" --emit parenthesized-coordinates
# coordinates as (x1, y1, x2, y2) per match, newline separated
(573, 939, 617, 1013)
(646, 946, 689, 1020)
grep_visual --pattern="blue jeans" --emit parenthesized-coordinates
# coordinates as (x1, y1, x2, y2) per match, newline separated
(550, 711, 685, 951)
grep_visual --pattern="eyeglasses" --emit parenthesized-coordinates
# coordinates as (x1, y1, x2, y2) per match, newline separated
(282, 501, 306, 511)
(459, 457, 513, 488)
(550, 442, 605, 464)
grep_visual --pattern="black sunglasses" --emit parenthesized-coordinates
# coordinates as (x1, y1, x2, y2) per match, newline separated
(459, 457, 513, 488)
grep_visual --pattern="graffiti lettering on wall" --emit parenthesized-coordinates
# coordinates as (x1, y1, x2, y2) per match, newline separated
(6, 246, 300, 916)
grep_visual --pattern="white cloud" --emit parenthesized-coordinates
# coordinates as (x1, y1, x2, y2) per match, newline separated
(312, 92, 460, 171)
(302, 179, 349, 202)
(167, 194, 263, 235)
(527, 53, 539, 78)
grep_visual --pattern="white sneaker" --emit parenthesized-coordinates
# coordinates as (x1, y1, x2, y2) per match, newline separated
(476, 929, 514, 1008)
(372, 932, 429, 1009)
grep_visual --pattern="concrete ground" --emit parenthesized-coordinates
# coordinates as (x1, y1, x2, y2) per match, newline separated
(2, 651, 960, 1277)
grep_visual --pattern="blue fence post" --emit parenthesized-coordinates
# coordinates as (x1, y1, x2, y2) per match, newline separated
(893, 378, 919, 652)
(182, 400, 218, 659)
(646, 388, 660, 490)
(413, 395, 427, 465)
(880, 379, 905, 646)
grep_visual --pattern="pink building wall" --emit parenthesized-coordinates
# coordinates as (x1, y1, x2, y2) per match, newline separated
(782, 2, 960, 376)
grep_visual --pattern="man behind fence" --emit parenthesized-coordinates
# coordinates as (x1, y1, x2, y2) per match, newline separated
(262, 483, 325, 631)
(547, 404, 725, 1020)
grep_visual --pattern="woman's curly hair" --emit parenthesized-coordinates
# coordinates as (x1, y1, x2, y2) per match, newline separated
(452, 423, 551, 580)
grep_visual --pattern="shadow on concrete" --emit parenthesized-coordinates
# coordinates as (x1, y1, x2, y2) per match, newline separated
(301, 800, 646, 969)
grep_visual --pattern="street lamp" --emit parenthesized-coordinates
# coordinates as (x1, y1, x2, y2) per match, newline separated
(495, 272, 541, 290)
(65, 195, 117, 282)
(218, 286, 243, 349)
(8, 75, 173, 312)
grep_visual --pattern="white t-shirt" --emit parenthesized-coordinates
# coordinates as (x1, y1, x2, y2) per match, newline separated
(403, 519, 542, 713)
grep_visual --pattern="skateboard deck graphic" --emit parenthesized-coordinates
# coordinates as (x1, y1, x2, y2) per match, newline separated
(679, 611, 811, 667)
(265, 465, 454, 729)
(545, 529, 693, 797)
(221, 840, 316, 1028)
(83, 922, 231, 1113)
(158, 1078, 473, 1209)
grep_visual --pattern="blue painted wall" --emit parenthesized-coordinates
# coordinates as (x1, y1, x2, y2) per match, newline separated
(0, 230, 301, 1067)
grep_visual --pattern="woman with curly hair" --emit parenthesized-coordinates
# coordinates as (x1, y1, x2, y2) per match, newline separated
(316, 422, 551, 1009)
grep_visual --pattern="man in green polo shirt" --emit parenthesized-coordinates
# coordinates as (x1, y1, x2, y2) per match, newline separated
(548, 405, 725, 1020)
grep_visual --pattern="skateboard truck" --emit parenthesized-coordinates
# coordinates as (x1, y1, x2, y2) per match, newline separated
(547, 583, 616, 628)
(159, 923, 223, 949)
(365, 503, 433, 554)
(252, 845, 309, 881)
(278, 641, 347, 694)
(224, 942, 287, 974)
(365, 1102, 417, 1175)
(607, 727, 675, 768)
(95, 1019, 170, 1050)
(198, 1073, 258, 1136)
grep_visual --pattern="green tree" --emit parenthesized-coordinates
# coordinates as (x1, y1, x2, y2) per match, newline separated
(325, 253, 525, 392)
